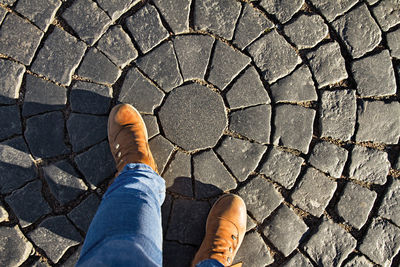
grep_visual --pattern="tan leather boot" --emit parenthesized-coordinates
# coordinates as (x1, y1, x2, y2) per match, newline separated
(107, 104, 158, 174)
(191, 194, 247, 267)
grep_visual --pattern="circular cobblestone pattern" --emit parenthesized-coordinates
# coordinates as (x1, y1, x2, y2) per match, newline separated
(0, 0, 400, 266)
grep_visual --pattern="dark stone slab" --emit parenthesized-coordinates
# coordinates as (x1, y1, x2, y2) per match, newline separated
(163, 151, 192, 197)
(336, 182, 377, 229)
(118, 68, 164, 113)
(0, 226, 33, 267)
(31, 27, 86, 86)
(291, 167, 337, 217)
(356, 101, 400, 144)
(159, 83, 226, 151)
(96, 0, 133, 20)
(0, 13, 43, 65)
(237, 175, 283, 222)
(153, 0, 190, 34)
(259, 0, 304, 23)
(233, 4, 274, 49)
(0, 137, 37, 193)
(270, 65, 317, 103)
(15, 0, 61, 31)
(0, 105, 21, 139)
(263, 204, 308, 256)
(61, 246, 81, 267)
(282, 252, 313, 267)
(234, 231, 274, 266)
(229, 105, 271, 143)
(309, 0, 358, 22)
(173, 34, 214, 81)
(216, 136, 267, 182)
(70, 81, 112, 115)
(23, 74, 67, 117)
(0, 59, 25, 104)
(77, 48, 121, 84)
(343, 255, 373, 267)
(372, 1, 400, 31)
(136, 41, 183, 92)
(28, 215, 82, 263)
(68, 194, 100, 233)
(75, 141, 116, 188)
(97, 25, 138, 68)
(143, 115, 159, 139)
(166, 199, 210, 245)
(194, 0, 241, 40)
(162, 194, 172, 233)
(247, 29, 301, 83)
(260, 147, 304, 189)
(43, 160, 88, 205)
(272, 104, 315, 154)
(125, 4, 169, 54)
(193, 150, 237, 198)
(163, 241, 197, 267)
(379, 179, 400, 227)
(387, 28, 400, 59)
(208, 40, 251, 90)
(226, 67, 270, 109)
(61, 0, 111, 45)
(148, 135, 174, 174)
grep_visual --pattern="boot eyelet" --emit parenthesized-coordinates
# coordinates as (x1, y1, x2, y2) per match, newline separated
(117, 152, 122, 158)
(227, 257, 231, 263)
(229, 247, 232, 253)
(115, 144, 120, 149)
(231, 235, 236, 240)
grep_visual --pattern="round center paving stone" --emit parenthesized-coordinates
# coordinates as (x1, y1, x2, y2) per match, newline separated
(158, 83, 227, 151)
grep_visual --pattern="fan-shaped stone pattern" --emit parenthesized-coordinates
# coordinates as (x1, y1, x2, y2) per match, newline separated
(96, 0, 133, 21)
(15, 0, 60, 31)
(332, 4, 382, 59)
(148, 135, 174, 174)
(234, 231, 274, 266)
(163, 151, 192, 197)
(158, 83, 227, 151)
(0, 59, 25, 104)
(0, 226, 33, 267)
(387, 28, 400, 59)
(282, 253, 313, 267)
(372, 0, 400, 31)
(67, 194, 100, 233)
(309, 0, 358, 22)
(343, 255, 374, 267)
(379, 179, 400, 226)
(259, 0, 304, 23)
(70, 81, 112, 115)
(0, 105, 21, 139)
(153, 0, 190, 34)
(194, 0, 241, 40)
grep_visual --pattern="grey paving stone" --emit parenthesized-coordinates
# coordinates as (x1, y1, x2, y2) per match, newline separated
(23, 74, 67, 117)
(246, 215, 256, 231)
(135, 41, 183, 92)
(125, 4, 168, 54)
(304, 218, 357, 266)
(163, 241, 197, 267)
(61, 246, 81, 267)
(260, 147, 304, 189)
(308, 141, 348, 178)
(291, 167, 337, 217)
(77, 48, 121, 84)
(0, 105, 21, 140)
(216, 136, 267, 182)
(70, 81, 112, 115)
(32, 259, 51, 267)
(0, 203, 8, 222)
(96, 0, 133, 20)
(162, 194, 172, 233)
(25, 111, 70, 159)
(15, 0, 61, 31)
(163, 151, 192, 197)
(273, 104, 315, 154)
(378, 179, 400, 226)
(233, 4, 274, 49)
(0, 226, 33, 267)
(0, 137, 37, 194)
(28, 215, 82, 263)
(61, 0, 111, 45)
(356, 101, 400, 144)
(68, 194, 100, 233)
(143, 115, 159, 139)
(372, 0, 400, 31)
(332, 4, 381, 58)
(229, 105, 271, 143)
(173, 34, 214, 81)
(43, 160, 88, 205)
(166, 199, 209, 245)
(194, 0, 241, 40)
(309, 0, 358, 22)
(75, 141, 116, 188)
(359, 218, 400, 266)
(263, 204, 308, 256)
(284, 14, 328, 49)
(351, 50, 396, 97)
(343, 255, 373, 267)
(226, 67, 271, 109)
(282, 252, 313, 267)
(0, 0, 16, 5)
(387, 28, 400, 59)
(149, 135, 174, 174)
(158, 83, 226, 151)
(270, 65, 317, 103)
(237, 175, 283, 222)
(67, 113, 107, 152)
(0, 59, 25, 104)
(153, 0, 190, 34)
(336, 182, 377, 229)
(0, 7, 6, 26)
(319, 90, 357, 141)
(31, 27, 86, 86)
(193, 150, 237, 198)
(366, 0, 380, 4)
(5, 180, 51, 228)
(259, 0, 304, 23)
(234, 231, 274, 266)
(247, 29, 301, 83)
(208, 40, 251, 90)
(118, 68, 164, 113)
(0, 13, 43, 65)
(306, 42, 348, 88)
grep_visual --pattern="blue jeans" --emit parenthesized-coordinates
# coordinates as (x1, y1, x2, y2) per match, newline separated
(76, 163, 223, 267)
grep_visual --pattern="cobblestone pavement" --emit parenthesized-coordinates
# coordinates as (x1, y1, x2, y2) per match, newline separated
(0, 0, 399, 266)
